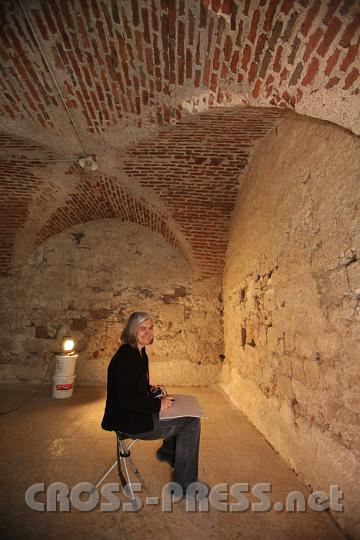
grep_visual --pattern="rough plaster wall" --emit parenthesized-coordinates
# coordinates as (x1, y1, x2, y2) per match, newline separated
(221, 114, 360, 538)
(0, 219, 223, 386)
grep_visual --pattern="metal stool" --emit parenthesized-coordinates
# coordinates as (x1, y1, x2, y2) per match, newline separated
(93, 432, 145, 508)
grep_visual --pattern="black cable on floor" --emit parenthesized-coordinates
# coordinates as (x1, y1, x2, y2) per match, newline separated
(0, 355, 54, 415)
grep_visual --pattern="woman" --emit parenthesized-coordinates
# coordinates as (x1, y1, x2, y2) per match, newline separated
(101, 311, 202, 496)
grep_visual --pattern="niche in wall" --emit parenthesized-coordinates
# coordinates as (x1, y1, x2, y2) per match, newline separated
(0, 219, 223, 385)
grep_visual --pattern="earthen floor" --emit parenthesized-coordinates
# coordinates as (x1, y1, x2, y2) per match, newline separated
(0, 384, 345, 540)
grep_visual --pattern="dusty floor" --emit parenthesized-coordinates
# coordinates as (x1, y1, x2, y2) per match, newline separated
(0, 384, 345, 540)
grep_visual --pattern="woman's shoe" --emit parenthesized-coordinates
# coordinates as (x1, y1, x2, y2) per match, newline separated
(155, 447, 175, 467)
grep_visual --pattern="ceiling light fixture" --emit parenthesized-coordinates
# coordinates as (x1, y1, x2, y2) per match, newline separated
(78, 156, 99, 171)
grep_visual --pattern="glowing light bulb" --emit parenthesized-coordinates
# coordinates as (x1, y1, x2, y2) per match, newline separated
(62, 338, 75, 354)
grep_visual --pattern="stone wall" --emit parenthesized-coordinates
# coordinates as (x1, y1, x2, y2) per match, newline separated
(0, 219, 223, 386)
(221, 113, 360, 538)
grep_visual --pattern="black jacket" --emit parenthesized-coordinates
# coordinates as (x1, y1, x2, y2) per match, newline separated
(101, 343, 161, 434)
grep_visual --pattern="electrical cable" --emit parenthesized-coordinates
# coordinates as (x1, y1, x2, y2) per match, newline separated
(0, 157, 81, 163)
(16, 0, 89, 157)
(0, 354, 53, 415)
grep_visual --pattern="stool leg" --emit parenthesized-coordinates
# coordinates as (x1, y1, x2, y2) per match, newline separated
(118, 440, 141, 509)
(121, 439, 147, 489)
(91, 460, 117, 493)
(127, 455, 147, 490)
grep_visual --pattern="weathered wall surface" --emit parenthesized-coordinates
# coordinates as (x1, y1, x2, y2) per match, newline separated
(0, 219, 223, 385)
(221, 114, 360, 538)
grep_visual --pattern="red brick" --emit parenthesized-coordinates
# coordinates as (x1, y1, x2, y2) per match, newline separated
(241, 44, 251, 70)
(248, 62, 258, 83)
(323, 0, 341, 25)
(230, 50, 240, 73)
(186, 49, 192, 79)
(193, 29, 201, 63)
(151, 0, 159, 32)
(169, 0, 176, 37)
(178, 20, 185, 56)
(153, 36, 161, 65)
(121, 6, 132, 38)
(61, 0, 76, 30)
(203, 56, 211, 86)
(280, 67, 288, 81)
(79, 0, 91, 26)
(135, 30, 144, 62)
(68, 50, 82, 79)
(131, 0, 140, 26)
(188, 8, 195, 45)
(281, 0, 293, 15)
(143, 48, 153, 76)
(77, 15, 90, 49)
(141, 8, 151, 44)
(249, 9, 260, 43)
(82, 64, 92, 87)
(210, 73, 217, 92)
(325, 48, 340, 76)
(243, 0, 250, 16)
(282, 90, 290, 103)
(213, 47, 220, 70)
(263, 0, 278, 33)
(207, 17, 214, 53)
(301, 3, 321, 37)
(265, 74, 274, 86)
(303, 28, 323, 62)
(91, 38, 105, 66)
(255, 33, 266, 61)
(217, 19, 227, 49)
(194, 69, 201, 87)
(317, 17, 341, 57)
(42, 3, 58, 34)
(235, 19, 243, 46)
(343, 67, 359, 90)
(273, 45, 283, 73)
(325, 75, 340, 89)
(339, 13, 360, 48)
(265, 84, 273, 98)
(340, 44, 359, 72)
(221, 0, 232, 15)
(169, 44, 176, 84)
(252, 79, 262, 98)
(223, 35, 232, 62)
(212, 0, 221, 12)
(178, 56, 184, 85)
(48, 2, 68, 42)
(200, 2, 208, 28)
(301, 56, 319, 86)
(30, 9, 49, 40)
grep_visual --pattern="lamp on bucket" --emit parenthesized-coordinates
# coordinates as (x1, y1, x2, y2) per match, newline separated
(62, 337, 76, 355)
(52, 336, 78, 399)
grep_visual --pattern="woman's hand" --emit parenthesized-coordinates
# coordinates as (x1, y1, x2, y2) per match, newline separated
(160, 397, 173, 410)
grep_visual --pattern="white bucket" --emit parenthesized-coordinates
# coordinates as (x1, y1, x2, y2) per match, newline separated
(52, 374, 76, 399)
(54, 354, 78, 377)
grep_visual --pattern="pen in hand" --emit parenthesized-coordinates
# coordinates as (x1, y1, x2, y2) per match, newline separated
(160, 396, 174, 410)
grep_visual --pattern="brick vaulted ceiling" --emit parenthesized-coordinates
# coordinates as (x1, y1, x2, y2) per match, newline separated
(0, 0, 359, 277)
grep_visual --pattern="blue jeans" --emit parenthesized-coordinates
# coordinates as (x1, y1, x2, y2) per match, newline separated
(125, 414, 201, 491)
